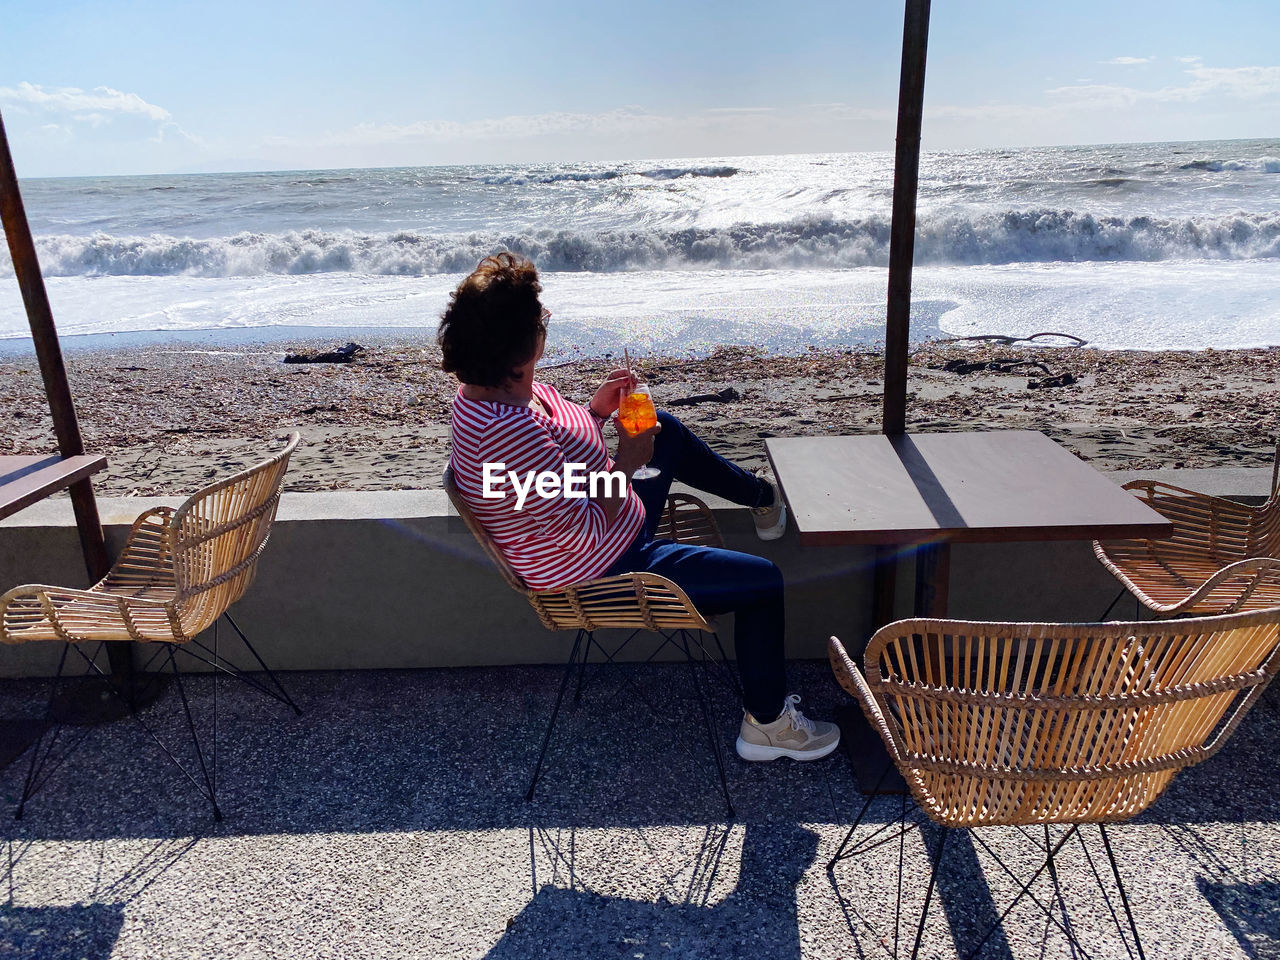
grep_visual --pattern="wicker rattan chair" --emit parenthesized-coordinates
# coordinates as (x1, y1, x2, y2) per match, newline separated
(1094, 444, 1280, 616)
(1, 433, 302, 820)
(827, 609, 1280, 959)
(444, 466, 737, 816)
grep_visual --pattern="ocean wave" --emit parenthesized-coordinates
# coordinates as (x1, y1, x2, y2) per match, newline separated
(638, 165, 739, 180)
(291, 176, 361, 186)
(1180, 157, 1280, 173)
(478, 165, 740, 186)
(7, 210, 1278, 278)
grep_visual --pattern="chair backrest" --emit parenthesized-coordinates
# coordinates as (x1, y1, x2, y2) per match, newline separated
(1262, 435, 1280, 552)
(653, 493, 724, 548)
(859, 609, 1280, 827)
(170, 433, 300, 633)
(443, 464, 530, 594)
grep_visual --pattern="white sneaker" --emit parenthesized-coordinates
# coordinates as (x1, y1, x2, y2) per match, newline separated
(735, 695, 841, 762)
(751, 480, 787, 541)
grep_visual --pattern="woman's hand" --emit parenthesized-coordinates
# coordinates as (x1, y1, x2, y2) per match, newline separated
(612, 420, 661, 477)
(592, 420, 660, 523)
(589, 368, 637, 418)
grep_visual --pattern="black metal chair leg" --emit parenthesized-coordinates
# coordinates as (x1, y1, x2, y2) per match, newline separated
(964, 824, 1081, 960)
(909, 826, 949, 960)
(1100, 824, 1146, 960)
(212, 616, 219, 809)
(526, 630, 585, 803)
(1044, 823, 1078, 949)
(1074, 824, 1137, 960)
(166, 649, 222, 821)
(828, 761, 894, 869)
(22, 641, 230, 820)
(1097, 587, 1128, 621)
(709, 630, 743, 699)
(572, 626, 591, 706)
(221, 612, 301, 716)
(15, 642, 72, 820)
(895, 787, 907, 957)
(680, 631, 733, 819)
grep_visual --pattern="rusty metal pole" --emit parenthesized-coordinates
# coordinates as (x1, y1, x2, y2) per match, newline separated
(882, 0, 931, 436)
(0, 110, 134, 691)
(873, 0, 931, 631)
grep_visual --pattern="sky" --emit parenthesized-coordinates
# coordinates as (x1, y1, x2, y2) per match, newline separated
(0, 0, 1278, 178)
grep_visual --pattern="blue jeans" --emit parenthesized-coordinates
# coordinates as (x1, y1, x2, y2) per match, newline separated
(605, 411, 787, 722)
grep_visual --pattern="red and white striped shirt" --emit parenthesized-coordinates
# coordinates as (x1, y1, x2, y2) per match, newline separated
(450, 382, 646, 591)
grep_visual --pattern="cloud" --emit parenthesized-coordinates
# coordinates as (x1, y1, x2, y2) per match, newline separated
(151, 121, 205, 147)
(805, 103, 891, 121)
(1185, 65, 1280, 98)
(1103, 56, 1154, 65)
(1176, 55, 1202, 64)
(928, 102, 1044, 122)
(1046, 63, 1280, 108)
(0, 81, 170, 121)
(0, 81, 205, 151)
(284, 106, 679, 148)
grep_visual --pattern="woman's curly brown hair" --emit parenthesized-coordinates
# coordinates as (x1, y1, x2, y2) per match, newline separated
(438, 252, 546, 387)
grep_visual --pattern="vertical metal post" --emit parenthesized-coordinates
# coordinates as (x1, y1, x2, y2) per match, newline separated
(913, 541, 950, 618)
(871, 544, 899, 632)
(0, 110, 131, 688)
(882, 0, 932, 436)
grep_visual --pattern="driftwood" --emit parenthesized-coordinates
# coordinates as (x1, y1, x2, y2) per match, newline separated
(939, 356, 1080, 390)
(283, 342, 364, 364)
(666, 387, 740, 407)
(1028, 372, 1079, 390)
(931, 332, 1088, 348)
(941, 358, 1053, 376)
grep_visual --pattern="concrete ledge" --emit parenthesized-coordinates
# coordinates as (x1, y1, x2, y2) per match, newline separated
(1, 469, 1270, 677)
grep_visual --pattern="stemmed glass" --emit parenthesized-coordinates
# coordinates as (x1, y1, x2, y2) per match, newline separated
(618, 350, 660, 479)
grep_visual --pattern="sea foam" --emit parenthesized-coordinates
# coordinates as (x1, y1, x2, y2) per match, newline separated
(7, 209, 1277, 279)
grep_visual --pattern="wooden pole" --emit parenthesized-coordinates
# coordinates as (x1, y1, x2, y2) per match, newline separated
(0, 110, 132, 688)
(882, 0, 931, 435)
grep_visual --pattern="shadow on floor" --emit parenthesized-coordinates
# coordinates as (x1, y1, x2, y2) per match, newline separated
(488, 822, 814, 960)
(0, 659, 1276, 842)
(0, 661, 858, 839)
(1200, 879, 1280, 960)
(0, 903, 125, 960)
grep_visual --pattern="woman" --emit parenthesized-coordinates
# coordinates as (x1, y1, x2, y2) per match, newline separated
(442, 253, 839, 762)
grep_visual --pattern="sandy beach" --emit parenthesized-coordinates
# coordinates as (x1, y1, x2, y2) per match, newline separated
(2, 337, 1277, 497)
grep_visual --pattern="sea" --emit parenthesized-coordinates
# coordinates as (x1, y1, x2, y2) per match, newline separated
(1, 138, 1278, 357)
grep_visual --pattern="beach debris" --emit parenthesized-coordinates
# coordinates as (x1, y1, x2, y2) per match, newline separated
(1027, 372, 1079, 390)
(815, 394, 865, 404)
(940, 357, 1053, 376)
(283, 342, 365, 364)
(666, 386, 740, 407)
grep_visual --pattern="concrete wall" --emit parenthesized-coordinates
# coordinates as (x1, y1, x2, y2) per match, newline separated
(2, 468, 1272, 678)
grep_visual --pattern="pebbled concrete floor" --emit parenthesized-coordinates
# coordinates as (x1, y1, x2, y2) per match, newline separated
(1, 654, 1278, 959)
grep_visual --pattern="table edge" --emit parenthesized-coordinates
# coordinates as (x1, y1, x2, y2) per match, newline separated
(0, 455, 109, 521)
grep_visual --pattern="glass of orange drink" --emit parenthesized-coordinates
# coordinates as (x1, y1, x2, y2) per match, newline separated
(617, 382, 660, 479)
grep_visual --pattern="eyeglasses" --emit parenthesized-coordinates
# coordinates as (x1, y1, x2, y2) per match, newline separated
(540, 307, 552, 322)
